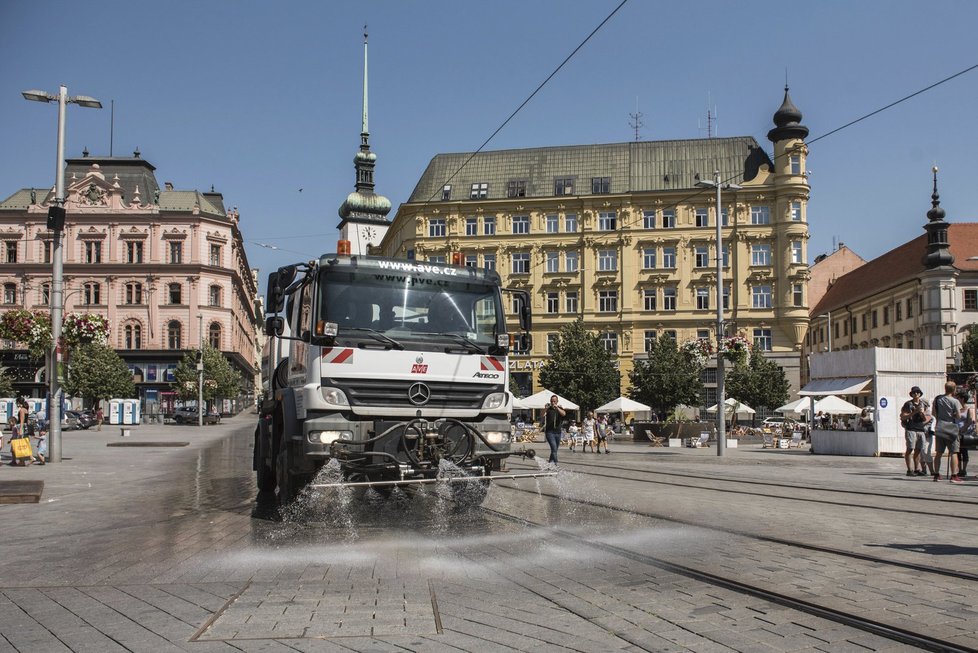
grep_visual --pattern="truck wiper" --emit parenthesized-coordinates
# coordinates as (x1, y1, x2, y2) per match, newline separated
(432, 332, 483, 353)
(342, 327, 405, 350)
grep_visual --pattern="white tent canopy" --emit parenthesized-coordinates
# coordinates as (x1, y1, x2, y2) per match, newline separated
(511, 396, 530, 410)
(775, 398, 809, 415)
(519, 389, 580, 410)
(595, 396, 652, 414)
(706, 397, 755, 415)
(809, 394, 862, 415)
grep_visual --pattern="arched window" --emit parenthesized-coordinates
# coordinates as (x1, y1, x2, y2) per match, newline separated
(167, 320, 182, 349)
(208, 323, 222, 349)
(124, 323, 142, 350)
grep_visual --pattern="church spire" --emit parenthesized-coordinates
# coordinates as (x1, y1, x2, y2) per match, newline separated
(923, 166, 954, 269)
(338, 26, 392, 226)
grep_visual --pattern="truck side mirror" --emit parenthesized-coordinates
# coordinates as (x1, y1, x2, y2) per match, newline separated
(265, 315, 284, 337)
(518, 291, 532, 330)
(266, 272, 284, 313)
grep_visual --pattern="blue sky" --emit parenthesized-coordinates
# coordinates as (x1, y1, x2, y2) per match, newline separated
(2, 0, 977, 278)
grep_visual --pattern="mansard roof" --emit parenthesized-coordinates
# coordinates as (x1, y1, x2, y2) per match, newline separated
(406, 136, 772, 204)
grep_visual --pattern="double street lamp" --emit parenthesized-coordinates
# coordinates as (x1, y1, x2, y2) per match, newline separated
(22, 86, 102, 463)
(696, 170, 741, 457)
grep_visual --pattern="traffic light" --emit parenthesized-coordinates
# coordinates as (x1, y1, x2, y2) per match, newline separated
(46, 206, 65, 231)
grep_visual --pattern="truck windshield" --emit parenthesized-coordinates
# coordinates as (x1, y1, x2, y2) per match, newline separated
(318, 267, 504, 350)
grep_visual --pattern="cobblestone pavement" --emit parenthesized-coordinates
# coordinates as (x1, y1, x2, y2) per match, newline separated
(0, 419, 973, 651)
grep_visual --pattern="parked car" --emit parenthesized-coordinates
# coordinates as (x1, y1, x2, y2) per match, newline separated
(66, 410, 95, 430)
(172, 406, 220, 425)
(62, 412, 81, 431)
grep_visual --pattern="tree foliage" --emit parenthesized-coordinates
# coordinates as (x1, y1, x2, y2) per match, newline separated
(64, 343, 135, 404)
(724, 352, 790, 415)
(0, 369, 13, 398)
(628, 336, 703, 415)
(961, 324, 978, 372)
(537, 318, 619, 413)
(171, 346, 241, 403)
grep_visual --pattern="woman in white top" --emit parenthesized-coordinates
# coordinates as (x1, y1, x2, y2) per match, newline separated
(581, 411, 596, 453)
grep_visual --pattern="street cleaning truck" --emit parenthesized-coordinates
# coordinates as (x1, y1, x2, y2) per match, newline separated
(254, 246, 535, 505)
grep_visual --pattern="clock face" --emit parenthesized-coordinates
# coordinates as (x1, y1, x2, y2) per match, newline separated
(362, 226, 376, 241)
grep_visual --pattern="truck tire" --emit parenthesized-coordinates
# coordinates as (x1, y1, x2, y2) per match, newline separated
(255, 426, 277, 492)
(276, 448, 296, 505)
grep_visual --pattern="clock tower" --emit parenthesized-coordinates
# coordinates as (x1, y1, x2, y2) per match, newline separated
(337, 28, 392, 255)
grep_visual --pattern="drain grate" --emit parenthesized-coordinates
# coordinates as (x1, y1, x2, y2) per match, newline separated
(194, 578, 440, 640)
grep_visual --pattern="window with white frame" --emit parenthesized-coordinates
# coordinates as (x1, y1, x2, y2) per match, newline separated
(664, 329, 677, 340)
(598, 211, 617, 231)
(464, 254, 477, 268)
(564, 213, 578, 232)
(2, 283, 15, 304)
(791, 201, 802, 221)
(565, 250, 579, 272)
(721, 244, 729, 268)
(85, 240, 102, 264)
(554, 177, 574, 196)
(601, 331, 618, 353)
(751, 244, 771, 266)
(662, 247, 676, 268)
(483, 216, 496, 235)
(753, 328, 772, 351)
(723, 285, 730, 310)
(429, 218, 446, 237)
(465, 217, 477, 236)
(546, 292, 559, 314)
(752, 285, 772, 308)
(546, 214, 559, 233)
(642, 248, 656, 270)
(598, 290, 618, 313)
(545, 251, 559, 273)
(721, 206, 729, 226)
(598, 249, 617, 272)
(696, 287, 710, 310)
(697, 329, 710, 340)
(663, 287, 677, 311)
(790, 155, 801, 175)
(83, 282, 101, 305)
(442, 185, 452, 200)
(428, 255, 446, 264)
(643, 288, 656, 311)
(512, 215, 529, 234)
(965, 289, 978, 311)
(483, 254, 496, 271)
(750, 206, 770, 225)
(644, 330, 657, 352)
(511, 252, 530, 274)
(470, 182, 488, 199)
(566, 291, 578, 314)
(694, 246, 709, 268)
(511, 295, 524, 315)
(662, 209, 676, 228)
(791, 240, 803, 264)
(642, 210, 655, 229)
(695, 208, 709, 227)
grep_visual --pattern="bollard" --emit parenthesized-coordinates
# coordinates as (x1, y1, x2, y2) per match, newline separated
(120, 427, 131, 437)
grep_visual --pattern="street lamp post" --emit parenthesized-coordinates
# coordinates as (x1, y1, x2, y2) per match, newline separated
(198, 314, 204, 428)
(697, 170, 741, 457)
(22, 85, 101, 463)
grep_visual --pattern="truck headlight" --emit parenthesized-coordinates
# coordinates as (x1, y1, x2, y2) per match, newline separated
(309, 430, 352, 444)
(484, 430, 510, 444)
(483, 392, 506, 410)
(321, 387, 350, 407)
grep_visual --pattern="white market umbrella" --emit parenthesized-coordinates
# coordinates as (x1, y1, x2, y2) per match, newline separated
(511, 396, 529, 410)
(706, 397, 755, 416)
(775, 398, 809, 415)
(595, 396, 652, 414)
(520, 389, 580, 410)
(810, 394, 862, 415)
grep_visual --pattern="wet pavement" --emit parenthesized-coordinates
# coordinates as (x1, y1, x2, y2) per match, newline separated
(0, 416, 974, 651)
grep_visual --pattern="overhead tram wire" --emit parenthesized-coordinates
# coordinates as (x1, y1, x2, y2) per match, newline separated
(421, 0, 631, 208)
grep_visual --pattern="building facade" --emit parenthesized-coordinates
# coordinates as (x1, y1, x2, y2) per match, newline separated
(381, 90, 812, 407)
(805, 172, 978, 385)
(0, 153, 260, 415)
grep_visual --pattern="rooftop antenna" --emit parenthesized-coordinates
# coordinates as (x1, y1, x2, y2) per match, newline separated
(627, 96, 644, 141)
(698, 92, 717, 138)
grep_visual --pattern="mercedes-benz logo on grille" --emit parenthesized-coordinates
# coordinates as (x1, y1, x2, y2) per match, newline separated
(408, 382, 431, 405)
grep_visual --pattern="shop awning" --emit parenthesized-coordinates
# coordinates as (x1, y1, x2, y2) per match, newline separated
(798, 376, 872, 396)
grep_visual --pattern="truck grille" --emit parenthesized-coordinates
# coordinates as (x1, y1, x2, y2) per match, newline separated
(324, 377, 500, 409)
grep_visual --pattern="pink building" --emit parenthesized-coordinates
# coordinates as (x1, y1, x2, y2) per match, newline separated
(0, 152, 259, 416)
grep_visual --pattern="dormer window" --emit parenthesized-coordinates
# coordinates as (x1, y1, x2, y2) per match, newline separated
(469, 183, 488, 199)
(506, 180, 527, 198)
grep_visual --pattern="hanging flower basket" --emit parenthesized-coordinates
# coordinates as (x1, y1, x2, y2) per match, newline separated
(0, 309, 53, 359)
(61, 312, 109, 349)
(719, 334, 752, 365)
(681, 338, 715, 368)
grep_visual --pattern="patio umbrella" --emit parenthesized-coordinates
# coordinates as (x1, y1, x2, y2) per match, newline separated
(595, 396, 652, 413)
(706, 397, 755, 416)
(811, 394, 862, 415)
(519, 389, 580, 410)
(775, 398, 809, 415)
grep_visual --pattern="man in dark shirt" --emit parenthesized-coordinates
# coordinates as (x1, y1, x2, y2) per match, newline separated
(543, 395, 566, 465)
(900, 386, 931, 477)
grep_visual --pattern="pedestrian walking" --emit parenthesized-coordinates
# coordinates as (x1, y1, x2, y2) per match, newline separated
(10, 398, 32, 466)
(543, 395, 565, 466)
(595, 414, 611, 454)
(956, 387, 974, 478)
(581, 411, 596, 453)
(900, 386, 931, 476)
(95, 405, 104, 431)
(932, 381, 966, 483)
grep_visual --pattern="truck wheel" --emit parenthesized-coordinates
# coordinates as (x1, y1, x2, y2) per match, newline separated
(276, 448, 296, 505)
(257, 459, 276, 492)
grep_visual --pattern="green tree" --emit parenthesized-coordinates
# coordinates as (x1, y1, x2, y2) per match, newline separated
(171, 346, 242, 405)
(628, 336, 703, 415)
(960, 324, 978, 372)
(0, 369, 13, 398)
(538, 318, 619, 413)
(724, 352, 790, 417)
(63, 343, 135, 404)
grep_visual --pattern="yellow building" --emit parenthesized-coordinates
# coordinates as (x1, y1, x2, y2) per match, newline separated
(381, 89, 811, 407)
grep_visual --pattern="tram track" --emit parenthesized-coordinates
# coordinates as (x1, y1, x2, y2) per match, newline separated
(480, 503, 978, 653)
(497, 461, 978, 586)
